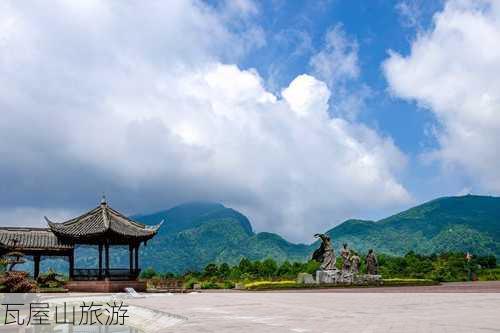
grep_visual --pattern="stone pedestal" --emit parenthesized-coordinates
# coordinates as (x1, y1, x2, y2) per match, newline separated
(297, 273, 315, 284)
(316, 269, 341, 284)
(354, 274, 382, 285)
(315, 270, 382, 285)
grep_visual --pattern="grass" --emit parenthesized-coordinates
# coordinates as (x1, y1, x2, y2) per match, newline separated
(381, 278, 439, 286)
(245, 280, 296, 290)
(244, 278, 438, 290)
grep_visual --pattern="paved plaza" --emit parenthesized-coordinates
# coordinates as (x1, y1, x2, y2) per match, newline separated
(129, 282, 500, 333)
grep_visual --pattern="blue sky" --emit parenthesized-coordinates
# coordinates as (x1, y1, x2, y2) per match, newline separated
(1, 0, 499, 241)
(235, 0, 447, 198)
(246, 1, 430, 145)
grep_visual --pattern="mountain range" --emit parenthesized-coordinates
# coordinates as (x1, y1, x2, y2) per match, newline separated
(132, 195, 500, 273)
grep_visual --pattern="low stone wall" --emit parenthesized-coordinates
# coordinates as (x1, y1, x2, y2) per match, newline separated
(65, 280, 147, 292)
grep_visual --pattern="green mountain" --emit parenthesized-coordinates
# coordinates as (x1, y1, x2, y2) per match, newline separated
(133, 202, 253, 236)
(41, 195, 499, 274)
(135, 202, 308, 272)
(109, 195, 500, 273)
(322, 195, 500, 257)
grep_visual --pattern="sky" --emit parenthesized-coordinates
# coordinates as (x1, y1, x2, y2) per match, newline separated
(1, 0, 499, 242)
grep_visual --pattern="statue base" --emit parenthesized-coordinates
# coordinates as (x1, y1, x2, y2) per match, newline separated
(315, 269, 381, 285)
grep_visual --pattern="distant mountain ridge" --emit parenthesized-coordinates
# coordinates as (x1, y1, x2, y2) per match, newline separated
(134, 202, 307, 272)
(133, 202, 253, 236)
(323, 195, 500, 256)
(133, 195, 500, 273)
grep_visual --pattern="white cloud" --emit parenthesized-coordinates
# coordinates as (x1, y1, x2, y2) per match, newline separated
(281, 74, 330, 118)
(0, 0, 410, 241)
(384, 0, 500, 193)
(309, 23, 359, 87)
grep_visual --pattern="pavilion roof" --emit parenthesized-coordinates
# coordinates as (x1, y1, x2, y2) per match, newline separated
(45, 198, 162, 240)
(0, 227, 73, 252)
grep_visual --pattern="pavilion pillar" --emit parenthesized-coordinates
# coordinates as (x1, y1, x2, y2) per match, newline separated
(98, 243, 103, 279)
(129, 244, 134, 273)
(33, 254, 41, 279)
(104, 242, 110, 278)
(134, 244, 139, 274)
(69, 250, 74, 279)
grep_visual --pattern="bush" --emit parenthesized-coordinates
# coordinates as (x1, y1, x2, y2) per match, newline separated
(140, 267, 158, 279)
(183, 276, 199, 289)
(200, 281, 221, 289)
(0, 271, 37, 292)
(478, 268, 500, 281)
(222, 280, 235, 289)
(477, 255, 497, 269)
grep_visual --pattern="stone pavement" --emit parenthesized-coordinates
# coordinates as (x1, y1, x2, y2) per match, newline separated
(130, 285, 500, 332)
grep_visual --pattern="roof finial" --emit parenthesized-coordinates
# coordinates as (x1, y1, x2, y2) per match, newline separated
(101, 194, 107, 206)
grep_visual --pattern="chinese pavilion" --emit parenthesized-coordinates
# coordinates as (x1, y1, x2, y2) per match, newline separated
(0, 197, 162, 291)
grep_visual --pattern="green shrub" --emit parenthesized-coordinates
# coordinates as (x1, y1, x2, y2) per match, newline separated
(478, 268, 500, 281)
(223, 280, 235, 289)
(183, 276, 199, 289)
(200, 281, 221, 289)
(140, 267, 158, 279)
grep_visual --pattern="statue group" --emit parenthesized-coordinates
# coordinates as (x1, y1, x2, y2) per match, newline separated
(311, 233, 380, 285)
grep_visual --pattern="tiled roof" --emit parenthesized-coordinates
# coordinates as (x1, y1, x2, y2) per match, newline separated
(0, 227, 73, 251)
(46, 200, 162, 239)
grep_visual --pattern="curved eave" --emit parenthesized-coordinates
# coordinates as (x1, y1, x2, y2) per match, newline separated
(145, 219, 164, 234)
(45, 216, 95, 237)
(45, 216, 66, 233)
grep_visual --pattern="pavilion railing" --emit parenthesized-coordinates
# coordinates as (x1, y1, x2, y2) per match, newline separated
(72, 268, 141, 280)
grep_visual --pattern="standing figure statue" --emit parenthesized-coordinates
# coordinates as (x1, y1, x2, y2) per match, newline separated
(350, 252, 361, 274)
(312, 233, 336, 270)
(366, 249, 379, 275)
(341, 243, 351, 273)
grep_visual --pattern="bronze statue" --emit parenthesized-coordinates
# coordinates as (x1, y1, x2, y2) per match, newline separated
(312, 233, 336, 270)
(366, 249, 378, 275)
(341, 243, 351, 273)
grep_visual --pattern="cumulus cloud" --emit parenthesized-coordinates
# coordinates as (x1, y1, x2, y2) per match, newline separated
(281, 74, 330, 118)
(0, 0, 410, 241)
(384, 0, 500, 193)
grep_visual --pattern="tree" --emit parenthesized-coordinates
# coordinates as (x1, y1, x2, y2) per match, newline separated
(3, 251, 26, 271)
(238, 258, 252, 274)
(219, 263, 230, 279)
(277, 261, 292, 277)
(303, 260, 320, 274)
(261, 258, 277, 278)
(140, 267, 158, 279)
(203, 263, 219, 278)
